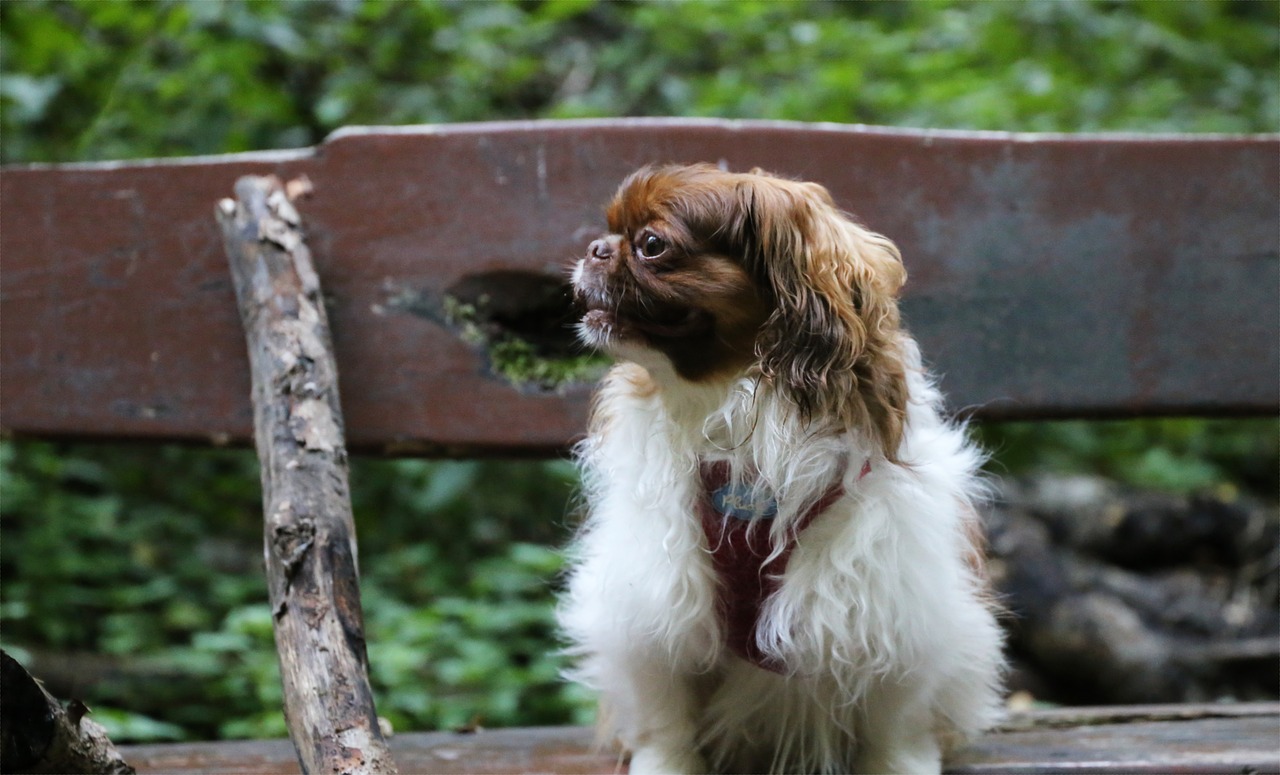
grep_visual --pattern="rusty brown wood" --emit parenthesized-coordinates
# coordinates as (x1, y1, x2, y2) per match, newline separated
(116, 704, 1280, 775)
(216, 175, 394, 775)
(2, 120, 1276, 454)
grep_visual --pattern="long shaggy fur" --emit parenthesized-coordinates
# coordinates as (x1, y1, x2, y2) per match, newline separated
(560, 165, 1005, 774)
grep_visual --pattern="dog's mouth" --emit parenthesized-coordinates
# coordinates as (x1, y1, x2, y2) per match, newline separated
(579, 298, 712, 343)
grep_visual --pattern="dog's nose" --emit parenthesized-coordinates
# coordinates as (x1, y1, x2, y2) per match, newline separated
(589, 237, 617, 262)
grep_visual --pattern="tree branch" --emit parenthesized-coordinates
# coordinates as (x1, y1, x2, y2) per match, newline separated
(215, 175, 396, 775)
(0, 650, 134, 775)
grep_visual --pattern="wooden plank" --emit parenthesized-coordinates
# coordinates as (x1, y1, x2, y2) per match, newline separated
(121, 726, 610, 775)
(117, 704, 1280, 774)
(3, 120, 1276, 454)
(950, 703, 1280, 774)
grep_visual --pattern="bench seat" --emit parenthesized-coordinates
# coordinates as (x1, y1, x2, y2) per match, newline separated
(119, 703, 1280, 775)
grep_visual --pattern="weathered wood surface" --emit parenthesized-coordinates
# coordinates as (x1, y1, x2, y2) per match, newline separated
(2, 120, 1276, 455)
(217, 176, 394, 775)
(117, 704, 1280, 775)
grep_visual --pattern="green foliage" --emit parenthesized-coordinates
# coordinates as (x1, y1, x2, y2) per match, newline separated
(485, 336, 609, 392)
(363, 541, 587, 731)
(441, 296, 609, 390)
(1, 0, 1276, 744)
(0, 442, 585, 740)
(548, 0, 1278, 133)
(0, 441, 270, 739)
(0, 442, 262, 655)
(2, 0, 1275, 164)
(980, 418, 1279, 495)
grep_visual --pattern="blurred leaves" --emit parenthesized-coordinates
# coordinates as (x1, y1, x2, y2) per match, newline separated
(0, 442, 582, 740)
(2, 0, 1275, 164)
(981, 419, 1280, 496)
(364, 541, 574, 732)
(1, 0, 1276, 743)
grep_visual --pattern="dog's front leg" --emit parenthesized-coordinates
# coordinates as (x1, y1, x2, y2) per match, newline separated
(611, 655, 707, 775)
(854, 680, 942, 775)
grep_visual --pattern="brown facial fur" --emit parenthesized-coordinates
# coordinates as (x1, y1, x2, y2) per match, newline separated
(576, 168, 770, 381)
(576, 164, 910, 457)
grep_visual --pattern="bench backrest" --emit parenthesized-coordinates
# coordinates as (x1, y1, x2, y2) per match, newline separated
(3, 120, 1276, 455)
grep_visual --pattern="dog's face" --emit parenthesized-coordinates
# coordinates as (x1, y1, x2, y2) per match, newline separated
(573, 165, 771, 381)
(572, 164, 910, 453)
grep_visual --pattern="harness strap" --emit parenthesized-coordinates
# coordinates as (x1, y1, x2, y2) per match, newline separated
(697, 459, 868, 672)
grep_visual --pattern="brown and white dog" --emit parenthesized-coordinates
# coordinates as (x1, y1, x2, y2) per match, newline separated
(559, 164, 1004, 774)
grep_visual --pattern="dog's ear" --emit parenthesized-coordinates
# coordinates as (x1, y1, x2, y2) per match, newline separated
(733, 175, 909, 458)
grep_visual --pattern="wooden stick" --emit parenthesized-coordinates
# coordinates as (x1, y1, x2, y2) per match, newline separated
(215, 176, 396, 775)
(1, 650, 136, 775)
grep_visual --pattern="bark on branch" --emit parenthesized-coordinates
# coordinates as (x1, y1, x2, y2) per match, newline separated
(0, 650, 134, 775)
(216, 176, 396, 775)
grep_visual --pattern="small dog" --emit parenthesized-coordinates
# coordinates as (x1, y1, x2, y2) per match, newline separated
(559, 164, 1004, 774)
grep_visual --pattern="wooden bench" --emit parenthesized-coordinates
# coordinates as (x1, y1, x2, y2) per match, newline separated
(3, 119, 1277, 773)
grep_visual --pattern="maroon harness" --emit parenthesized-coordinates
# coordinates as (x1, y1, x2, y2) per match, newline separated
(697, 459, 869, 672)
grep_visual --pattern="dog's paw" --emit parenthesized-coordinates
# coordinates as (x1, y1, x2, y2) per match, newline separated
(855, 738, 942, 775)
(628, 744, 707, 775)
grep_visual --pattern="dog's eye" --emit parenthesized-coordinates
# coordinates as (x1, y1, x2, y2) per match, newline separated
(637, 233, 667, 259)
